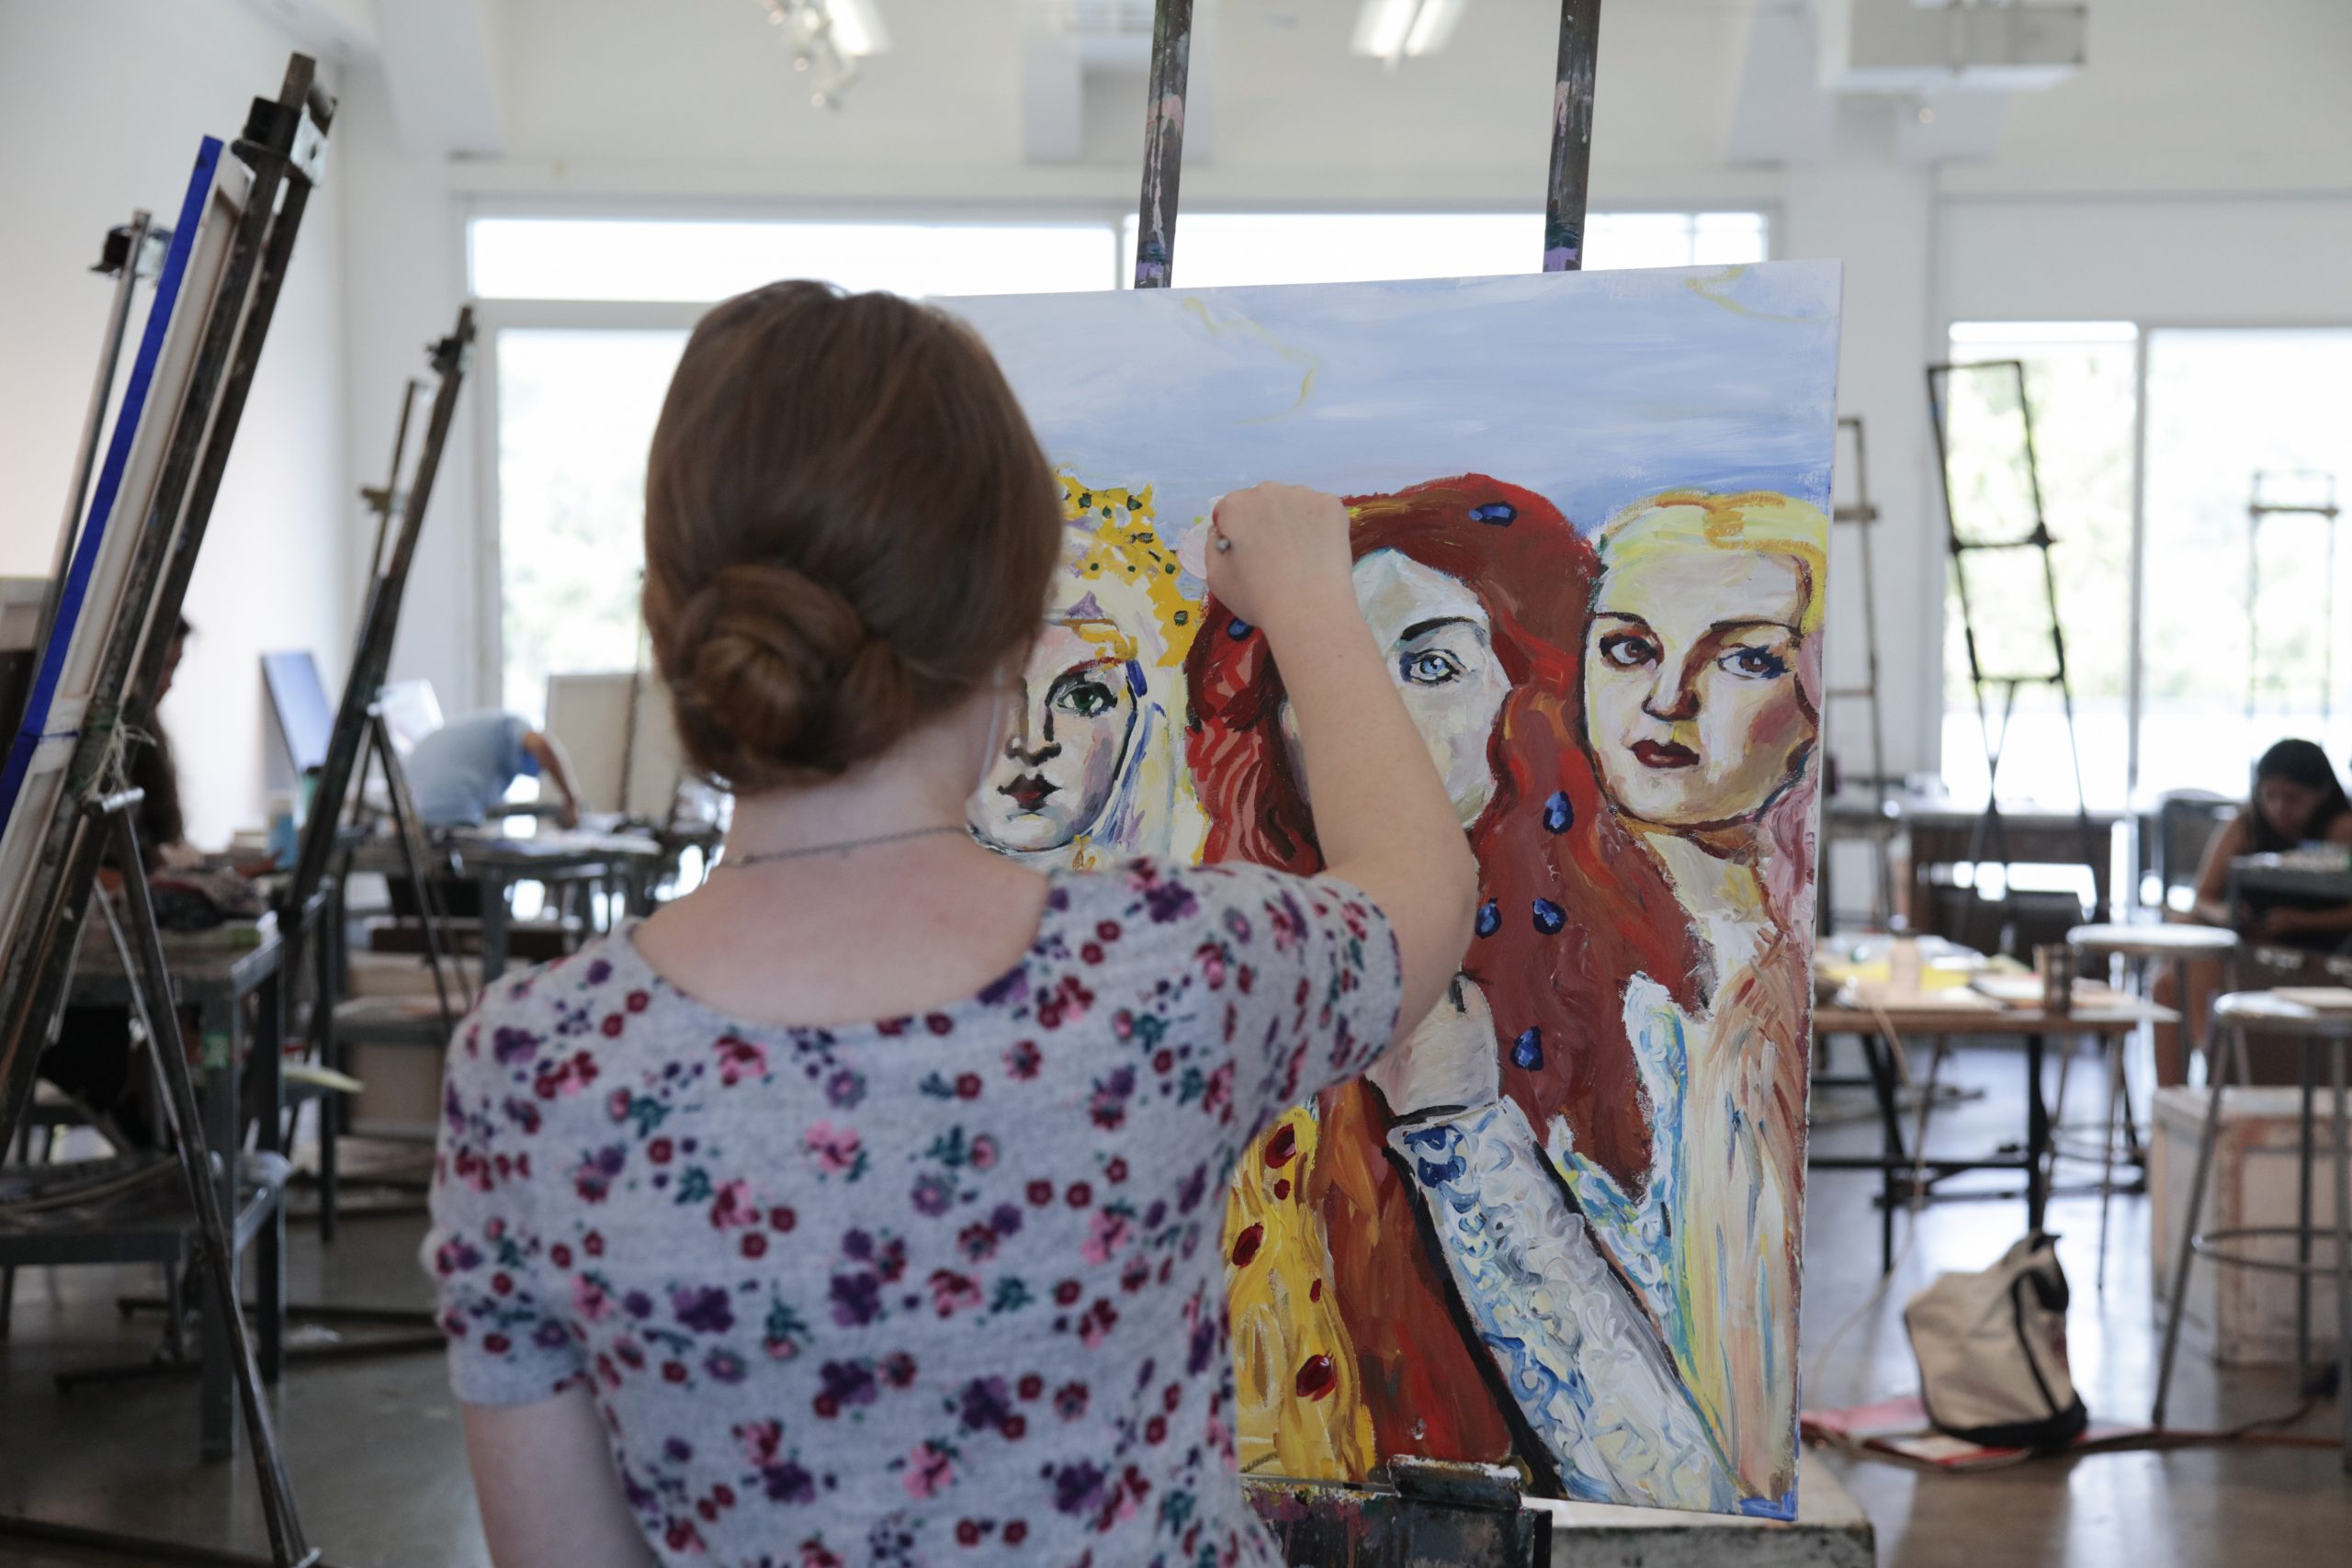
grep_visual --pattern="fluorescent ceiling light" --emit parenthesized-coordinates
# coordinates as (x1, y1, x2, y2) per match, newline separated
(1352, 0, 1468, 64)
(1351, 0, 1416, 59)
(827, 0, 889, 56)
(1403, 0, 1465, 55)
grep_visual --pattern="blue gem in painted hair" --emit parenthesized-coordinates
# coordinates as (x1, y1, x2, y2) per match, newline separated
(1469, 502, 1517, 525)
(1475, 899, 1499, 938)
(1543, 791, 1573, 833)
(1227, 617, 1253, 639)
(1532, 898, 1566, 934)
(1510, 1029, 1544, 1070)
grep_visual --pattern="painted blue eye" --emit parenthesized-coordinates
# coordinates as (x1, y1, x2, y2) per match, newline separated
(1475, 899, 1499, 937)
(1532, 898, 1566, 935)
(1510, 1029, 1544, 1070)
(1469, 502, 1516, 525)
(1543, 791, 1573, 833)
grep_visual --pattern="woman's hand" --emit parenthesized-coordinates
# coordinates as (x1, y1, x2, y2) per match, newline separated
(1204, 482, 1356, 636)
(1367, 975, 1501, 1119)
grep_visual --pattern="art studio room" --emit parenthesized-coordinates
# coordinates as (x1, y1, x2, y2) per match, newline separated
(5, 1, 2352, 1565)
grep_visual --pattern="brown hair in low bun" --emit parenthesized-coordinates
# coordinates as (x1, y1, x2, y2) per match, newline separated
(643, 281, 1060, 789)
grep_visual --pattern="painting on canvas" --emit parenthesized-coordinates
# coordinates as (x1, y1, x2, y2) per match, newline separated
(955, 263, 1839, 1518)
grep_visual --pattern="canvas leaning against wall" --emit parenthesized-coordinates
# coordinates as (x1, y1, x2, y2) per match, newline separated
(953, 264, 1841, 1519)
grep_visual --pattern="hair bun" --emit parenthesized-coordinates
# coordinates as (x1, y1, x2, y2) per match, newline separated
(666, 560, 919, 785)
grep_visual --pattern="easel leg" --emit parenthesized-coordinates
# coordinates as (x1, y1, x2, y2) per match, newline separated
(94, 805, 315, 1566)
(255, 965, 286, 1383)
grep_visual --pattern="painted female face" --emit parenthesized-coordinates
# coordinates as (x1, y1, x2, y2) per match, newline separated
(972, 618, 1142, 854)
(1282, 551, 1510, 829)
(1584, 547, 1814, 831)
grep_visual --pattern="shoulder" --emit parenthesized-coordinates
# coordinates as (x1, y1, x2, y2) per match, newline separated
(447, 932, 643, 1088)
(1054, 858, 1393, 959)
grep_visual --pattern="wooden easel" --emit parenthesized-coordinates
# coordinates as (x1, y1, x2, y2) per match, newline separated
(278, 311, 478, 1032)
(0, 55, 334, 1568)
(1130, 4, 1603, 1561)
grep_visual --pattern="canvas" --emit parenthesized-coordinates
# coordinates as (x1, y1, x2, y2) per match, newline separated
(953, 264, 1839, 1518)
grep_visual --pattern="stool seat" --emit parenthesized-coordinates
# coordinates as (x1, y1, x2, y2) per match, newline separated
(2067, 922, 2240, 959)
(2212, 989, 2352, 1039)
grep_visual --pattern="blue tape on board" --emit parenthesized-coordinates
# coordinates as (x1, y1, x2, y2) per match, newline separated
(0, 137, 222, 832)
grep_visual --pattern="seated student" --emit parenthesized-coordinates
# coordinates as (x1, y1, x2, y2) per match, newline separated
(2154, 737, 2352, 1082)
(41, 615, 255, 1145)
(405, 711, 584, 830)
(424, 283, 1476, 1568)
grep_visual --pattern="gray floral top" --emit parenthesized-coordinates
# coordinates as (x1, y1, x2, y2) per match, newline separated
(425, 859, 1401, 1568)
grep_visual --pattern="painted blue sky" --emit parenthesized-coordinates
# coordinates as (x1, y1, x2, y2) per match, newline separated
(946, 262, 1842, 547)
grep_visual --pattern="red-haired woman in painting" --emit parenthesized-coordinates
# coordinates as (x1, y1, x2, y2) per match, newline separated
(1194, 475, 1737, 1509)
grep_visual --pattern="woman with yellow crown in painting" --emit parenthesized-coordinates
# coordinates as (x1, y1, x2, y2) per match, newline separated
(969, 473, 1206, 868)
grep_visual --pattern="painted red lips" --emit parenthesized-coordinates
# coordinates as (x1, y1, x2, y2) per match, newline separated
(1632, 739, 1700, 770)
(1001, 774, 1057, 812)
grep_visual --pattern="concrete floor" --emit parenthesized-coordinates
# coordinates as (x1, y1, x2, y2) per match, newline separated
(2, 1037, 2346, 1567)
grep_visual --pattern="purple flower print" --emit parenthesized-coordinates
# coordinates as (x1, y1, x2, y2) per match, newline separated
(820, 1359, 879, 1410)
(825, 1067, 867, 1109)
(492, 1026, 539, 1066)
(571, 1145, 626, 1203)
(956, 1376, 1012, 1433)
(674, 1285, 736, 1335)
(762, 1460, 818, 1505)
(1051, 1460, 1107, 1515)
(910, 1174, 954, 1217)
(830, 1271, 883, 1327)
(1143, 880, 1198, 924)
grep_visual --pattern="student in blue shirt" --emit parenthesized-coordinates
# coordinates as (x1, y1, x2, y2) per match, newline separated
(405, 712, 584, 829)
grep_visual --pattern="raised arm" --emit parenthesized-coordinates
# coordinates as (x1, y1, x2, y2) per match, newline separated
(1207, 483, 1478, 1039)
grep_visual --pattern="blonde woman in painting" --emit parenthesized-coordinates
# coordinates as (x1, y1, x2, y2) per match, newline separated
(1568, 490, 1824, 1510)
(969, 474, 1205, 866)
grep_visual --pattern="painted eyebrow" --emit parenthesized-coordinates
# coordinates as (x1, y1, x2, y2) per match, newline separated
(1397, 615, 1482, 642)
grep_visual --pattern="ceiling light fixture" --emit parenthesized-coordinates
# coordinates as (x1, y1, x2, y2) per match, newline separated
(1351, 0, 1468, 69)
(757, 0, 890, 109)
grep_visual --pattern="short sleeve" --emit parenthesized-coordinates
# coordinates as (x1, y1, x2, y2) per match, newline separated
(499, 713, 537, 780)
(1172, 862, 1403, 1134)
(423, 1006, 585, 1406)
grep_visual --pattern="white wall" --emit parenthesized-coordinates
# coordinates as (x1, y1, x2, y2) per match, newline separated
(316, 0, 2352, 783)
(0, 0, 352, 847)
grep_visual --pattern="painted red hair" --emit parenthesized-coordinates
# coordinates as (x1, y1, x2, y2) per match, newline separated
(1185, 473, 1707, 1466)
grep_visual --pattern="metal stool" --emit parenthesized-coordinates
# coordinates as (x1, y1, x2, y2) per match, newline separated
(2152, 991, 2352, 1465)
(2064, 923, 2239, 1285)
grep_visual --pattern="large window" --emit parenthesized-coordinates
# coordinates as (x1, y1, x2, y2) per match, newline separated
(1935, 323, 2352, 818)
(1937, 323, 2139, 808)
(2141, 329, 2352, 797)
(494, 328, 688, 718)
(471, 209, 1771, 717)
(471, 218, 1119, 302)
